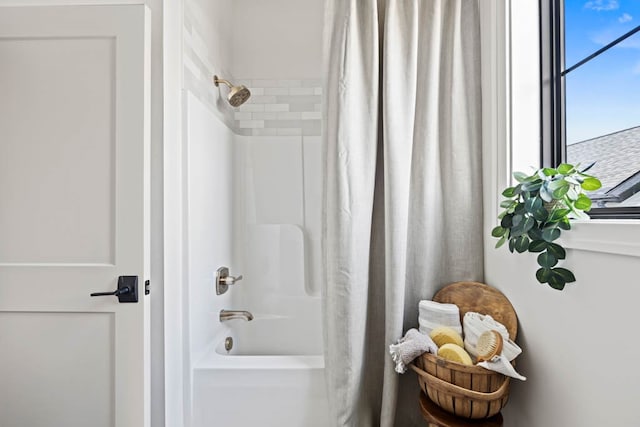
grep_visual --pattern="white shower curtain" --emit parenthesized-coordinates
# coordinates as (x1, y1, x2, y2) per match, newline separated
(322, 1, 483, 426)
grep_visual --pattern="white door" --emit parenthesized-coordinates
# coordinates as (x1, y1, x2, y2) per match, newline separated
(0, 5, 150, 427)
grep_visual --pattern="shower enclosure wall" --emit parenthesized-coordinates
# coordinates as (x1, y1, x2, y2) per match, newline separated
(178, 1, 327, 426)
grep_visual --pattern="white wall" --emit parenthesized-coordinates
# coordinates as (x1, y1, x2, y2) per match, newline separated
(483, 2, 640, 426)
(232, 0, 324, 79)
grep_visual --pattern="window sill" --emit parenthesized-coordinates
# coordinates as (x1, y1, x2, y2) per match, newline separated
(558, 220, 640, 258)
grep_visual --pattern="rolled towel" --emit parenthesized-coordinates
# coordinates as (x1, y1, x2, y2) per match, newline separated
(463, 312, 522, 361)
(389, 328, 438, 374)
(418, 300, 462, 335)
(478, 356, 527, 381)
(419, 318, 463, 336)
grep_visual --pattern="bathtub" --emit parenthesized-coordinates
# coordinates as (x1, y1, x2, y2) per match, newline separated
(191, 297, 330, 427)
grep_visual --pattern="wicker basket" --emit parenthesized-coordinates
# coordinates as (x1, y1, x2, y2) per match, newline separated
(410, 352, 510, 419)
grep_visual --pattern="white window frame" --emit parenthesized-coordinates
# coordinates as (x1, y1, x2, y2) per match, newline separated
(482, 0, 640, 259)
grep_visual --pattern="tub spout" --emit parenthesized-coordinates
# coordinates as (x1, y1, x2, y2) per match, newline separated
(219, 309, 254, 322)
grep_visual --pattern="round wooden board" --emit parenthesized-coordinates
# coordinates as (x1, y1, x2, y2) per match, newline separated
(433, 282, 518, 340)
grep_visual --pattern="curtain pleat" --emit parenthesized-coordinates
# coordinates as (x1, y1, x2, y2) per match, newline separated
(323, 1, 483, 425)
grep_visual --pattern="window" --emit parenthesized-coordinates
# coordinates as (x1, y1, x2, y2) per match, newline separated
(540, 0, 640, 218)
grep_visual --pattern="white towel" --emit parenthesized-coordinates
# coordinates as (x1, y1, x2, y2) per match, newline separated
(418, 300, 462, 335)
(389, 328, 438, 374)
(478, 355, 527, 381)
(463, 312, 521, 361)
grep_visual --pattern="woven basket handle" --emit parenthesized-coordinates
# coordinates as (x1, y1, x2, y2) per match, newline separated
(409, 363, 510, 402)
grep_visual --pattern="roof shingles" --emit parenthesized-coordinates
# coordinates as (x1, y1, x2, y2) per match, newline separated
(567, 126, 640, 192)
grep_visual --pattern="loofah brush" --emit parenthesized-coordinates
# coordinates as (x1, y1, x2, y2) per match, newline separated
(475, 330, 503, 363)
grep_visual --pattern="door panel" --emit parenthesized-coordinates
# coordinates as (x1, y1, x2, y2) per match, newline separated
(0, 312, 114, 427)
(0, 37, 116, 265)
(0, 6, 150, 427)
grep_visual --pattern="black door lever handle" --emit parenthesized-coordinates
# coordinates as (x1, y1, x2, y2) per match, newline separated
(90, 287, 131, 297)
(90, 276, 139, 303)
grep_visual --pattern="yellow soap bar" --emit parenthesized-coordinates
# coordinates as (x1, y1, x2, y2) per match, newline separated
(429, 326, 464, 348)
(438, 343, 473, 366)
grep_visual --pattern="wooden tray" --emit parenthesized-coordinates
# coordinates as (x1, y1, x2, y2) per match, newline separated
(433, 281, 518, 340)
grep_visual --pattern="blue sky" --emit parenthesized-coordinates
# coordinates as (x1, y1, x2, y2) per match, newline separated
(564, 0, 640, 144)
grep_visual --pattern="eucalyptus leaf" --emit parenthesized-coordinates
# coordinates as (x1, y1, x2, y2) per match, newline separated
(536, 267, 552, 283)
(514, 236, 530, 253)
(547, 242, 566, 259)
(528, 240, 547, 252)
(566, 187, 579, 201)
(533, 207, 549, 222)
(558, 218, 571, 230)
(549, 209, 571, 222)
(552, 267, 576, 282)
(495, 234, 507, 249)
(525, 197, 543, 213)
(512, 214, 523, 226)
(510, 225, 524, 238)
(557, 163, 574, 175)
(542, 167, 557, 176)
(500, 214, 513, 228)
(491, 226, 506, 237)
(548, 179, 569, 191)
(542, 227, 561, 242)
(547, 274, 566, 290)
(502, 187, 517, 197)
(574, 194, 592, 211)
(521, 181, 542, 192)
(552, 185, 570, 199)
(528, 227, 544, 240)
(537, 251, 558, 268)
(540, 185, 553, 202)
(565, 176, 579, 185)
(500, 200, 514, 208)
(521, 216, 535, 233)
(513, 171, 530, 183)
(581, 177, 602, 191)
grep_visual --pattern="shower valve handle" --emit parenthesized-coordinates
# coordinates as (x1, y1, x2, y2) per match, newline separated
(221, 274, 243, 285)
(216, 267, 243, 295)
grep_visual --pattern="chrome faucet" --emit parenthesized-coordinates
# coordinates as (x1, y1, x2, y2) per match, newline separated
(219, 309, 254, 322)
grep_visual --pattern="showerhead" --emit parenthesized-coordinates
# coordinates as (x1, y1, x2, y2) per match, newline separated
(213, 75, 251, 107)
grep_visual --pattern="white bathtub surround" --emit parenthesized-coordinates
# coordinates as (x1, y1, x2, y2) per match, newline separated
(193, 350, 328, 427)
(191, 295, 327, 427)
(184, 91, 326, 426)
(323, 1, 484, 426)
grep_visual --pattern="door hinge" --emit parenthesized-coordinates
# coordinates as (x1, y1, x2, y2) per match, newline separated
(145, 280, 150, 295)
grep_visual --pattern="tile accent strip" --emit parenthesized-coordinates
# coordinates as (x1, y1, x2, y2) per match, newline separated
(235, 79, 323, 136)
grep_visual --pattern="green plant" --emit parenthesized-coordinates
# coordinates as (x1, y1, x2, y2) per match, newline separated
(492, 163, 602, 290)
